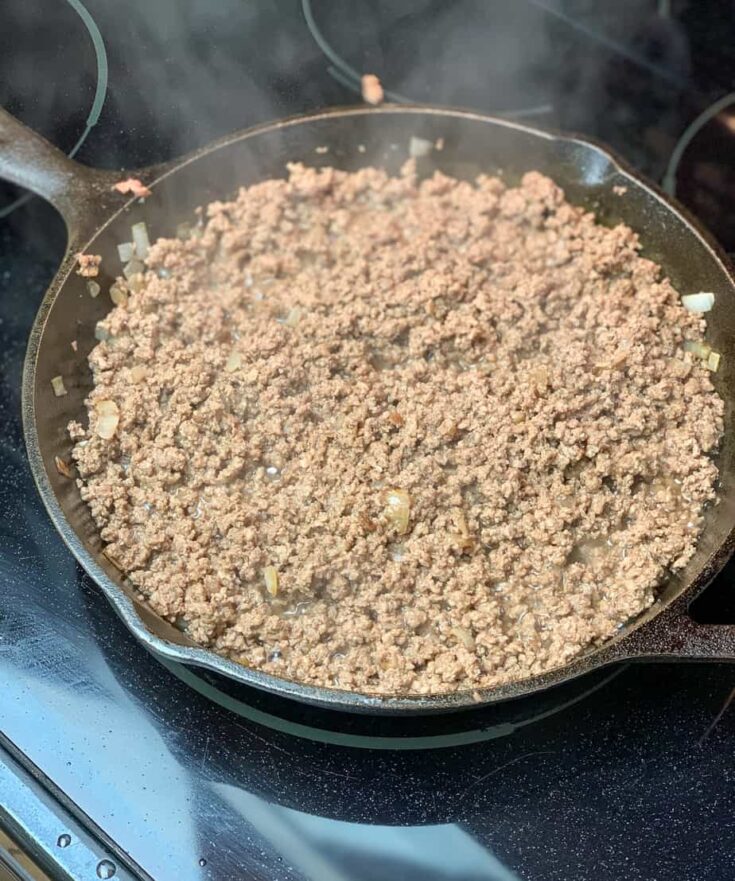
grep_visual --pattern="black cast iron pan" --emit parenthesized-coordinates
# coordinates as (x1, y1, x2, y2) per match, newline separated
(2, 104, 734, 713)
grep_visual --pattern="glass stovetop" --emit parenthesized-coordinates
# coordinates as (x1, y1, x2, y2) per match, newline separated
(1, 2, 734, 880)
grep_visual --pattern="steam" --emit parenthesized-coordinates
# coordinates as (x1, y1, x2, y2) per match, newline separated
(0, 0, 695, 198)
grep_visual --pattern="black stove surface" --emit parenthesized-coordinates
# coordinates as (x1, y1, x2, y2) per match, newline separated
(1, 2, 734, 880)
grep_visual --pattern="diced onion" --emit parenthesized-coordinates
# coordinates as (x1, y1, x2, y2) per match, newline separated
(51, 375, 67, 397)
(131, 221, 150, 259)
(129, 274, 145, 293)
(86, 280, 100, 298)
(94, 322, 110, 342)
(707, 351, 721, 372)
(389, 543, 404, 561)
(225, 351, 242, 372)
(264, 565, 279, 597)
(117, 242, 135, 263)
(130, 365, 147, 383)
(409, 136, 433, 158)
(284, 307, 302, 328)
(123, 259, 145, 280)
(95, 399, 120, 439)
(683, 339, 711, 360)
(384, 488, 411, 535)
(110, 282, 128, 305)
(681, 292, 715, 313)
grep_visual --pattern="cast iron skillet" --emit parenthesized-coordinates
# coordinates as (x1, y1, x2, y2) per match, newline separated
(2, 104, 735, 714)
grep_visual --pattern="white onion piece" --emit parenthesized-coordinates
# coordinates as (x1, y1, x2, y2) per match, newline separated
(681, 292, 715, 313)
(117, 242, 135, 263)
(95, 399, 119, 439)
(51, 375, 67, 397)
(123, 260, 144, 281)
(131, 221, 150, 259)
(110, 282, 128, 305)
(130, 365, 147, 383)
(284, 307, 302, 328)
(707, 351, 721, 372)
(225, 351, 242, 372)
(264, 566, 279, 597)
(385, 488, 411, 535)
(86, 280, 101, 298)
(409, 136, 433, 158)
(683, 339, 711, 360)
(129, 274, 145, 293)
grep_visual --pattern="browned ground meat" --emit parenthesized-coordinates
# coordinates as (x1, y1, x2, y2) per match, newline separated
(75, 252, 101, 278)
(112, 177, 152, 198)
(69, 162, 723, 695)
(361, 73, 384, 106)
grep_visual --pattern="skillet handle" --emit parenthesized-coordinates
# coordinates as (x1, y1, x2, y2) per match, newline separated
(608, 589, 735, 661)
(0, 105, 118, 232)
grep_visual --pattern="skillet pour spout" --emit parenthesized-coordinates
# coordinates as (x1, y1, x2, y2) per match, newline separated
(2, 103, 735, 714)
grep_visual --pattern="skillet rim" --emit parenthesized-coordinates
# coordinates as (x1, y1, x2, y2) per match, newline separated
(21, 104, 735, 713)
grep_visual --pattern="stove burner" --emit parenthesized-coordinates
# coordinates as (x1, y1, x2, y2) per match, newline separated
(664, 92, 735, 252)
(0, 0, 108, 220)
(301, 0, 554, 120)
(160, 658, 627, 749)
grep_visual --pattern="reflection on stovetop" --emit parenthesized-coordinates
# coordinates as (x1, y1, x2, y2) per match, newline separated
(2, 2, 735, 880)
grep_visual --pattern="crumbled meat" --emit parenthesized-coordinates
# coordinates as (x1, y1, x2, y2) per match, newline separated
(75, 253, 101, 277)
(71, 163, 724, 695)
(361, 73, 384, 105)
(112, 177, 152, 198)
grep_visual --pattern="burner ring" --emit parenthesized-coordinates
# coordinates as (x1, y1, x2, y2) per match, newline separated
(160, 656, 629, 750)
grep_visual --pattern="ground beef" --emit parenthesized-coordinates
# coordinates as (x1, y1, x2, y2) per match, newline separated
(361, 73, 384, 105)
(112, 177, 152, 199)
(69, 161, 723, 695)
(75, 252, 101, 278)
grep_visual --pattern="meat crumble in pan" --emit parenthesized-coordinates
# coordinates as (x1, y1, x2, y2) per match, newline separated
(69, 161, 723, 694)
